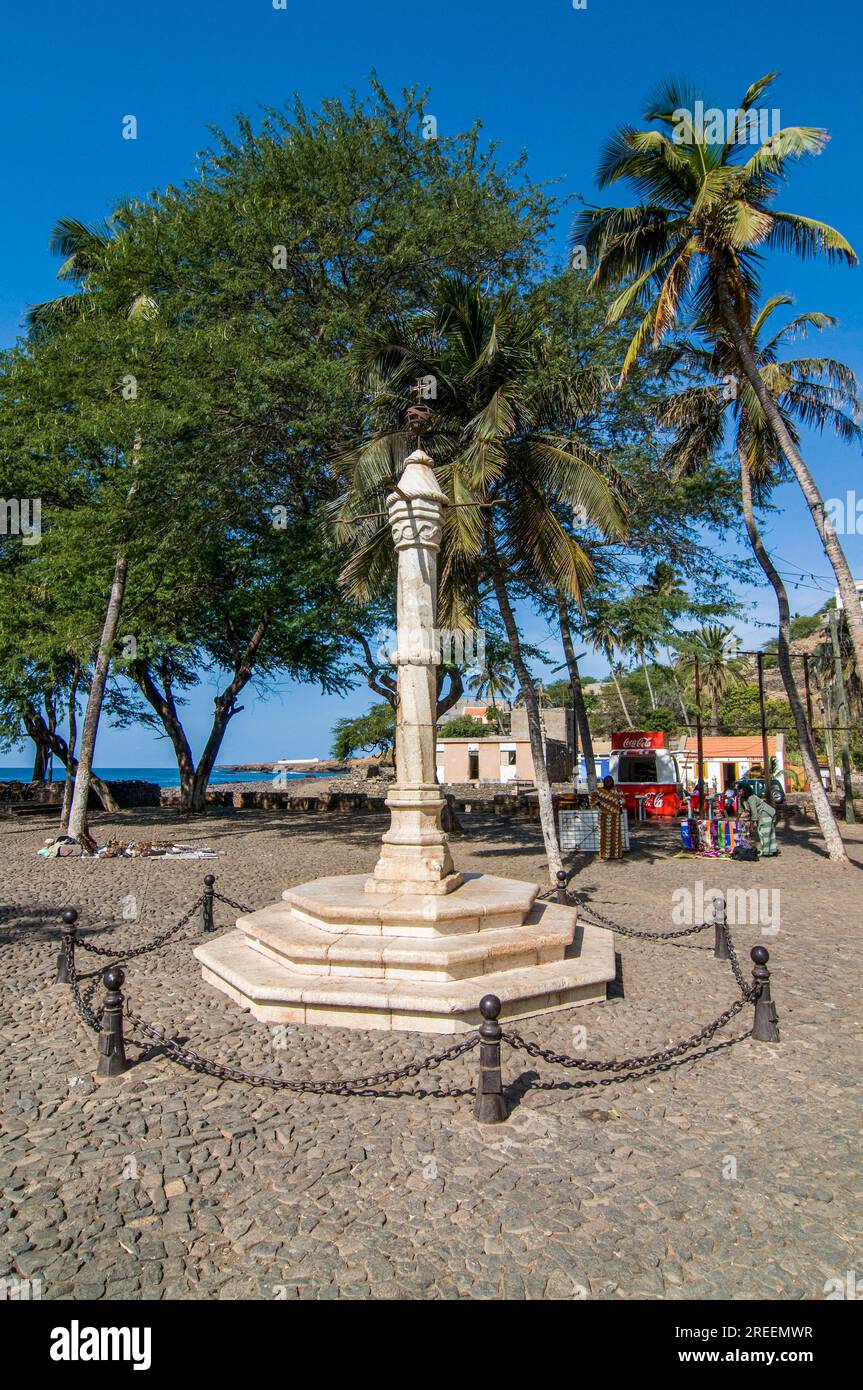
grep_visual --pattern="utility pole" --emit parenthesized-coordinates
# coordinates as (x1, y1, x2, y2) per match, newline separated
(802, 653, 821, 791)
(694, 655, 705, 808)
(802, 653, 815, 735)
(823, 683, 837, 794)
(756, 651, 774, 807)
(826, 610, 856, 824)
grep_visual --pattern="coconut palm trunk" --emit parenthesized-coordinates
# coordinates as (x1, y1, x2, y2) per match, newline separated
(716, 279, 863, 681)
(666, 649, 691, 723)
(557, 596, 597, 791)
(640, 650, 657, 709)
(66, 554, 128, 842)
(610, 663, 633, 727)
(738, 445, 847, 863)
(709, 689, 721, 736)
(489, 553, 563, 883)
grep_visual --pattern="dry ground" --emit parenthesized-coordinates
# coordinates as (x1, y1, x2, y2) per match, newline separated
(1, 802, 861, 1300)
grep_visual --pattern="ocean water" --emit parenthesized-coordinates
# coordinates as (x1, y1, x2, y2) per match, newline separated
(0, 766, 343, 790)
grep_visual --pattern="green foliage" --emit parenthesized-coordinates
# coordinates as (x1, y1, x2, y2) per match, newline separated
(330, 702, 396, 760)
(438, 715, 492, 738)
(1, 81, 556, 785)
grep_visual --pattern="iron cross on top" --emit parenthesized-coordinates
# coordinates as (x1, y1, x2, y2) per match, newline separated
(405, 375, 436, 438)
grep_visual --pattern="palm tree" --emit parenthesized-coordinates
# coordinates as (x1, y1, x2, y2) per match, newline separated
(32, 212, 156, 843)
(334, 276, 628, 883)
(617, 602, 665, 709)
(659, 295, 859, 861)
(575, 72, 863, 680)
(582, 607, 633, 727)
(468, 637, 515, 731)
(641, 563, 691, 722)
(676, 624, 743, 734)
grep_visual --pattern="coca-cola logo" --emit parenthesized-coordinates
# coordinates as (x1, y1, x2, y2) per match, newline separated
(611, 730, 664, 750)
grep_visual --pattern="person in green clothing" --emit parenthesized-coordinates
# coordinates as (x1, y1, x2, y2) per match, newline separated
(736, 781, 778, 857)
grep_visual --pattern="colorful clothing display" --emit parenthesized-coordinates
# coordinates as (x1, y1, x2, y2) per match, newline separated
(680, 817, 750, 858)
(589, 786, 627, 859)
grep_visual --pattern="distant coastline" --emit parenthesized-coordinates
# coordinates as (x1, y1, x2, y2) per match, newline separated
(0, 766, 345, 790)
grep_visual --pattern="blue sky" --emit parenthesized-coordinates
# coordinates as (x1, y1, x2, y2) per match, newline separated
(4, 0, 862, 766)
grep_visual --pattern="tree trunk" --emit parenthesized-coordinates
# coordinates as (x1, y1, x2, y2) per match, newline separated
(641, 656, 657, 710)
(717, 272, 863, 683)
(739, 445, 848, 864)
(67, 554, 129, 841)
(129, 620, 268, 815)
(22, 702, 118, 814)
(557, 597, 597, 791)
(59, 673, 80, 833)
(610, 665, 633, 726)
(709, 689, 720, 736)
(489, 551, 562, 884)
(31, 737, 49, 783)
(666, 648, 690, 723)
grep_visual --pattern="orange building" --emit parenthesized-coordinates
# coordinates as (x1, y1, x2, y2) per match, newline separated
(676, 735, 786, 792)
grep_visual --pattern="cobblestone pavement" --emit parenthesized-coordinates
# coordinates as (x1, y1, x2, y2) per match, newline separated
(1, 806, 860, 1300)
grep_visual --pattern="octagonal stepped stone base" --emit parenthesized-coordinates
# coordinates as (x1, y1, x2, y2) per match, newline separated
(195, 871, 615, 1033)
(283, 872, 538, 936)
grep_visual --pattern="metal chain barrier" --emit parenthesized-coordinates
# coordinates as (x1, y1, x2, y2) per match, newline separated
(719, 920, 751, 998)
(212, 890, 255, 914)
(502, 1030, 754, 1090)
(123, 1009, 479, 1095)
(503, 990, 752, 1075)
(63, 935, 105, 1032)
(73, 895, 205, 960)
(579, 904, 714, 941)
(53, 872, 779, 1107)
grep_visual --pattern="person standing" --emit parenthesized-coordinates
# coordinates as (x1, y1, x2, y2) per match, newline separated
(736, 780, 778, 857)
(590, 775, 627, 860)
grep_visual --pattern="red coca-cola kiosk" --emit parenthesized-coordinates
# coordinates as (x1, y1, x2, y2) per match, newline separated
(608, 731, 684, 819)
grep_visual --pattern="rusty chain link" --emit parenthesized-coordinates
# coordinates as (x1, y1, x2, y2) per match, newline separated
(212, 890, 255, 914)
(502, 989, 753, 1076)
(567, 896, 714, 941)
(124, 1009, 479, 1094)
(72, 895, 205, 960)
(719, 921, 751, 998)
(63, 935, 104, 1032)
(501, 1030, 754, 1089)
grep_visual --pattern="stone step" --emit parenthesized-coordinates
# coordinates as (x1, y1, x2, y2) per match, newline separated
(236, 902, 577, 982)
(280, 871, 537, 936)
(194, 922, 615, 1034)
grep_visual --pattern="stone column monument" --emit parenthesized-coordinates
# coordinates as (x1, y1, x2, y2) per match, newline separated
(196, 441, 614, 1032)
(366, 448, 461, 897)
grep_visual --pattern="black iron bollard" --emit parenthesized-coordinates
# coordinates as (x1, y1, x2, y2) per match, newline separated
(712, 892, 730, 960)
(750, 946, 780, 1043)
(202, 873, 216, 932)
(556, 869, 569, 905)
(55, 908, 78, 984)
(96, 966, 129, 1078)
(474, 994, 508, 1124)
